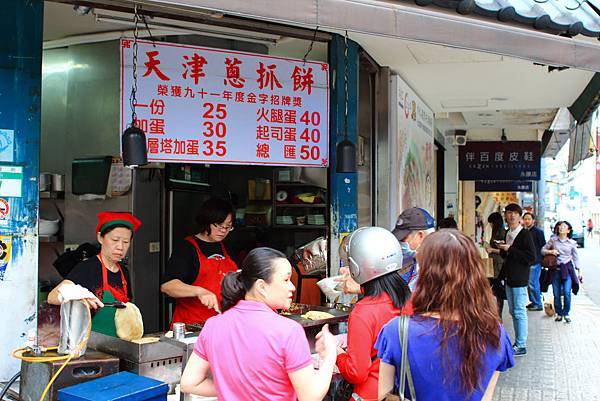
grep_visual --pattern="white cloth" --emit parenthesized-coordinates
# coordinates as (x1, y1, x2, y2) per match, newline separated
(506, 225, 523, 246)
(57, 283, 100, 304)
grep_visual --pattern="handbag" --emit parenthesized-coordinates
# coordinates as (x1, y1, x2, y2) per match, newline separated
(343, 315, 416, 401)
(396, 314, 417, 401)
(541, 253, 557, 270)
(541, 241, 558, 270)
(332, 379, 355, 401)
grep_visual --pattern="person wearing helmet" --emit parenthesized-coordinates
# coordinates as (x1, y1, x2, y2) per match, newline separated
(335, 227, 411, 401)
(392, 207, 435, 289)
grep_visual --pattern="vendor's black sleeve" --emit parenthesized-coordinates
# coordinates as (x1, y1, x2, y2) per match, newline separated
(162, 241, 199, 285)
(65, 257, 103, 297)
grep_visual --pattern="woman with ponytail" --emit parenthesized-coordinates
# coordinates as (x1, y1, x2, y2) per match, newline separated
(180, 247, 337, 401)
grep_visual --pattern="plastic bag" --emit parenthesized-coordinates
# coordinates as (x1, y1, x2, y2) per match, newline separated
(294, 237, 327, 274)
(58, 300, 89, 356)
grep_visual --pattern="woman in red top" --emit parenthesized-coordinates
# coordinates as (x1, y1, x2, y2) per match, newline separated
(161, 198, 238, 326)
(336, 227, 411, 401)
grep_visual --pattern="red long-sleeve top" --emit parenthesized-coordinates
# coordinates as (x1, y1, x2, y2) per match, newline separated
(336, 293, 400, 401)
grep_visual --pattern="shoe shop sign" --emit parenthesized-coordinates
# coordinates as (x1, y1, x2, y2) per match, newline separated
(475, 180, 533, 192)
(120, 39, 329, 167)
(459, 141, 541, 181)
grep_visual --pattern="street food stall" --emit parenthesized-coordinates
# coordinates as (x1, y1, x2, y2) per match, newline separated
(15, 5, 350, 400)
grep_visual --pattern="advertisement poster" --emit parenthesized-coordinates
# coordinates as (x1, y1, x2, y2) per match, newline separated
(0, 235, 12, 281)
(121, 39, 329, 167)
(393, 75, 435, 218)
(0, 165, 23, 198)
(0, 130, 14, 162)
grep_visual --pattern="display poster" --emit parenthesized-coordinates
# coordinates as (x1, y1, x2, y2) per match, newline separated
(459, 141, 541, 181)
(0, 130, 14, 162)
(0, 235, 12, 281)
(393, 75, 435, 217)
(121, 39, 329, 166)
(0, 165, 23, 198)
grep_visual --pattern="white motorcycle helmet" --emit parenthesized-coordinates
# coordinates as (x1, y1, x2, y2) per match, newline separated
(346, 226, 404, 285)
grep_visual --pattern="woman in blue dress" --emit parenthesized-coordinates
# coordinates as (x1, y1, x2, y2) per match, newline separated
(376, 229, 514, 401)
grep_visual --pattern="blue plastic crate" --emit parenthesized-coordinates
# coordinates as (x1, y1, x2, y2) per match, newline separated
(58, 372, 168, 401)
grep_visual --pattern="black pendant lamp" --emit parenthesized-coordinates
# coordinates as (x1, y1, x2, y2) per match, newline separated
(123, 5, 148, 168)
(122, 125, 147, 167)
(336, 139, 356, 173)
(336, 31, 356, 173)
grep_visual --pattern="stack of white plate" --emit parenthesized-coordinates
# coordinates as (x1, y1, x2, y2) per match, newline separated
(276, 215, 294, 225)
(307, 214, 325, 225)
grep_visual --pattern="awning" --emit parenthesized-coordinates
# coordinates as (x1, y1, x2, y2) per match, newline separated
(129, 0, 600, 71)
(569, 73, 600, 123)
(400, 0, 600, 38)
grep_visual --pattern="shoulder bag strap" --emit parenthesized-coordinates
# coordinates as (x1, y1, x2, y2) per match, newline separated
(397, 315, 417, 401)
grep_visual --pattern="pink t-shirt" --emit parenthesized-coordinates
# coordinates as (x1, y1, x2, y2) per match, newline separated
(194, 300, 313, 401)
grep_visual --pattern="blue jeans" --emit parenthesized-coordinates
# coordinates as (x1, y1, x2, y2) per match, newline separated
(552, 270, 572, 316)
(528, 263, 543, 307)
(505, 285, 528, 348)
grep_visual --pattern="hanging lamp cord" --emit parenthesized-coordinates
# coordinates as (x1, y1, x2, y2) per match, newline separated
(302, 25, 319, 65)
(343, 30, 349, 141)
(129, 4, 140, 128)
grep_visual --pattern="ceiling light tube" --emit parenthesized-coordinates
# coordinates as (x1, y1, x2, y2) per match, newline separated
(94, 13, 279, 44)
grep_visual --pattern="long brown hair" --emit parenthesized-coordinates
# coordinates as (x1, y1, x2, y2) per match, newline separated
(411, 229, 501, 394)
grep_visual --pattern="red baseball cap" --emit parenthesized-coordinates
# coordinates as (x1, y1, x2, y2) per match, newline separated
(96, 211, 141, 234)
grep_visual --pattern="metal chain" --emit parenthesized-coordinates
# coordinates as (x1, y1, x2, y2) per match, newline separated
(129, 3, 140, 126)
(343, 30, 349, 139)
(302, 25, 319, 65)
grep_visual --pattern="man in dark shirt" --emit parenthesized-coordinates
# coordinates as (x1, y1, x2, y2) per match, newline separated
(497, 203, 536, 357)
(522, 212, 545, 311)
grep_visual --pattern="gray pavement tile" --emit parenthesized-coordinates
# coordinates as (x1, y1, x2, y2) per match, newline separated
(493, 282, 600, 400)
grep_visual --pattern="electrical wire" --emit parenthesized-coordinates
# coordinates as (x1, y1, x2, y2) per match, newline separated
(11, 301, 92, 401)
(0, 372, 20, 401)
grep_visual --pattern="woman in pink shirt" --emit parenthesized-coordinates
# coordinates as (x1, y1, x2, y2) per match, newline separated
(180, 247, 337, 401)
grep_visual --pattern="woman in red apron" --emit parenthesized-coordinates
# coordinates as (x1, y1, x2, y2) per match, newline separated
(161, 198, 238, 326)
(48, 211, 142, 337)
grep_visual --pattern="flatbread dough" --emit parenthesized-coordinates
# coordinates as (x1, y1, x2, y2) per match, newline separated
(114, 302, 144, 341)
(131, 337, 159, 344)
(301, 311, 335, 320)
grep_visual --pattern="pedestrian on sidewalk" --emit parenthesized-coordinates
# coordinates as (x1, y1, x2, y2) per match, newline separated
(522, 212, 546, 311)
(376, 229, 514, 401)
(437, 216, 458, 229)
(541, 221, 582, 323)
(392, 207, 436, 290)
(496, 203, 536, 357)
(587, 218, 594, 238)
(484, 212, 508, 318)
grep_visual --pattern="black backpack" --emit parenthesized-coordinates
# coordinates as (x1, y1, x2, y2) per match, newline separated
(53, 243, 100, 278)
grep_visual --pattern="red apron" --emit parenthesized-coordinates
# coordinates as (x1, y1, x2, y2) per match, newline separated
(171, 236, 237, 326)
(92, 255, 130, 337)
(98, 254, 129, 303)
